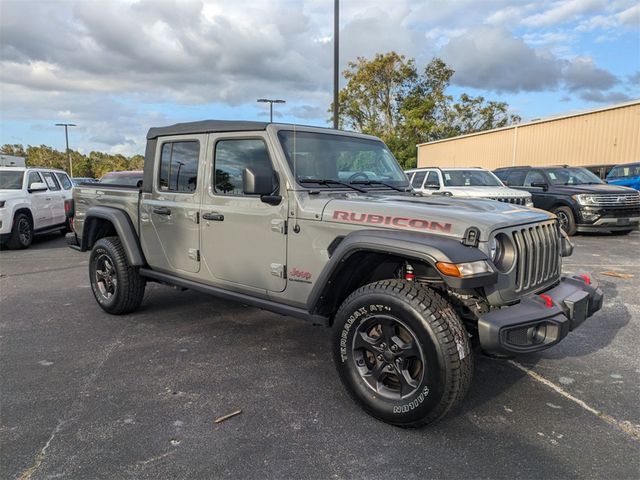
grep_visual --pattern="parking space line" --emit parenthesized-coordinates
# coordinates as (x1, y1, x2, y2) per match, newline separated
(508, 360, 640, 442)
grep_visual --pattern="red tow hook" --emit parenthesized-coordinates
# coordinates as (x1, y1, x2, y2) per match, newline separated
(579, 274, 591, 285)
(539, 293, 554, 308)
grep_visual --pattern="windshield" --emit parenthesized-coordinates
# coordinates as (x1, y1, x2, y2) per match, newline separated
(546, 168, 603, 185)
(0, 171, 24, 189)
(277, 130, 409, 188)
(442, 169, 502, 187)
(608, 163, 640, 179)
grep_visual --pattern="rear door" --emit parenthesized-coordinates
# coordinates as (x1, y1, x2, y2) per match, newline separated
(140, 135, 205, 274)
(39, 171, 66, 226)
(199, 133, 287, 292)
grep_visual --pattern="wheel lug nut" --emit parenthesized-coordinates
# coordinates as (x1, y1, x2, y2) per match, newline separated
(387, 365, 394, 371)
(377, 354, 384, 361)
(391, 345, 398, 352)
(380, 343, 386, 349)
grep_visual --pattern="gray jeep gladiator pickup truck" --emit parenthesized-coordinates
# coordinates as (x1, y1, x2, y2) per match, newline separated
(67, 120, 603, 427)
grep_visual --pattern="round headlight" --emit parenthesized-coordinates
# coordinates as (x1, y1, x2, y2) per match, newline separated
(491, 233, 516, 273)
(489, 237, 500, 261)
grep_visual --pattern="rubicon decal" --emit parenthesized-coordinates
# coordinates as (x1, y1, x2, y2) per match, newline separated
(332, 210, 452, 233)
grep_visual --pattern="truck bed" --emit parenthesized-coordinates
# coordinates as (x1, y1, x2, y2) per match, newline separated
(73, 184, 140, 237)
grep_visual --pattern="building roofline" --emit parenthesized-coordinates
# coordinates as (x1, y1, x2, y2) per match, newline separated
(416, 98, 640, 147)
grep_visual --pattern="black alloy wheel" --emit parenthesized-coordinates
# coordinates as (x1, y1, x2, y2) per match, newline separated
(94, 253, 118, 301)
(352, 315, 425, 400)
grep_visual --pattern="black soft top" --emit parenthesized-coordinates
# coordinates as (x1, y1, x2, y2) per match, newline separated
(147, 120, 269, 139)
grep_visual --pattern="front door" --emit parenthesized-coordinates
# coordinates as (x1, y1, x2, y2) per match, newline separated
(140, 135, 205, 274)
(27, 171, 52, 229)
(199, 134, 287, 292)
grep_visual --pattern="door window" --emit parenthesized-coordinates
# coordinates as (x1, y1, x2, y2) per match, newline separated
(41, 172, 61, 190)
(55, 172, 72, 190)
(158, 141, 200, 193)
(213, 139, 273, 195)
(28, 172, 43, 188)
(411, 171, 426, 188)
(506, 170, 526, 186)
(524, 170, 546, 187)
(424, 171, 440, 188)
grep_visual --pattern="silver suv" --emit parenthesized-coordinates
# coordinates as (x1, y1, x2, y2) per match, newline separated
(406, 167, 533, 206)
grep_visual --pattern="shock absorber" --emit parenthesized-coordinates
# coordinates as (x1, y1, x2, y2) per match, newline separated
(404, 262, 415, 281)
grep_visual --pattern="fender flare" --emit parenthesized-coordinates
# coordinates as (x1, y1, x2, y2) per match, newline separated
(81, 206, 146, 266)
(307, 229, 496, 314)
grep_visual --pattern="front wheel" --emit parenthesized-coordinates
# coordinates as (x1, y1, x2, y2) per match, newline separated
(554, 206, 577, 236)
(332, 280, 473, 427)
(7, 212, 33, 249)
(89, 236, 146, 314)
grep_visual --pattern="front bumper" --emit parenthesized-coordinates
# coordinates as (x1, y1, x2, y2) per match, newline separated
(478, 275, 603, 354)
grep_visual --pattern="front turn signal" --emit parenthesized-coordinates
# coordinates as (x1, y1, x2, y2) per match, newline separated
(436, 260, 493, 278)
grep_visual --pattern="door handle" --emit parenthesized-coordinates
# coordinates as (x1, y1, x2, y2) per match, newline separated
(202, 212, 224, 221)
(153, 207, 172, 215)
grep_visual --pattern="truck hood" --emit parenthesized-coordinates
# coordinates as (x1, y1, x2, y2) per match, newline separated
(552, 183, 639, 195)
(443, 186, 530, 198)
(319, 193, 552, 239)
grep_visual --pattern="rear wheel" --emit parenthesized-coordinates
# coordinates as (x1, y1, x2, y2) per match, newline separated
(6, 213, 33, 249)
(554, 206, 577, 236)
(332, 280, 473, 427)
(89, 236, 146, 314)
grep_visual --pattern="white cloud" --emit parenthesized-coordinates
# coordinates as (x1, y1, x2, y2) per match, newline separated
(522, 0, 604, 27)
(440, 27, 564, 92)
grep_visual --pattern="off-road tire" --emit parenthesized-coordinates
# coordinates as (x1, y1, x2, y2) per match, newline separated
(554, 206, 577, 236)
(89, 236, 146, 314)
(6, 212, 33, 249)
(332, 279, 473, 428)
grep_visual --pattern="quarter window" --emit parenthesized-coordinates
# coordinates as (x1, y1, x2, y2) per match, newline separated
(425, 171, 440, 188)
(41, 172, 61, 190)
(158, 141, 200, 193)
(214, 139, 273, 195)
(411, 171, 426, 188)
(524, 170, 546, 187)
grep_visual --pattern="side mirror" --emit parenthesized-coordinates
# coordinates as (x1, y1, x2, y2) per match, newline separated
(530, 182, 549, 191)
(243, 167, 281, 205)
(28, 181, 48, 193)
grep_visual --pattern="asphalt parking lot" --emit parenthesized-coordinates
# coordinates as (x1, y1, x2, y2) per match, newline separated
(1, 232, 639, 479)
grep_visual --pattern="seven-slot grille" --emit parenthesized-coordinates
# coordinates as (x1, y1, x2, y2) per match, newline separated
(490, 197, 528, 205)
(512, 221, 560, 293)
(586, 193, 640, 207)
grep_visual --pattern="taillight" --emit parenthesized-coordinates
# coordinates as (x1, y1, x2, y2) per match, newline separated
(64, 199, 74, 217)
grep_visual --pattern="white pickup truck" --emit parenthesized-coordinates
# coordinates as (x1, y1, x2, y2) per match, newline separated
(0, 166, 73, 249)
(406, 167, 533, 206)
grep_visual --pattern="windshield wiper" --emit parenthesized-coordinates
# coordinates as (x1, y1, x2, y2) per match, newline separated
(350, 179, 411, 192)
(298, 178, 368, 193)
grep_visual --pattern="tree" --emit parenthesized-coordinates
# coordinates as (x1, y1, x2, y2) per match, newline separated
(334, 54, 521, 169)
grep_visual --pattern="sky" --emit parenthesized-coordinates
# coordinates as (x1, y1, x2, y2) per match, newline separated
(1, 0, 639, 157)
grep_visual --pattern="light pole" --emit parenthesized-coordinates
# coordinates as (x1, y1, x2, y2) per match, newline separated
(257, 98, 286, 122)
(55, 123, 76, 177)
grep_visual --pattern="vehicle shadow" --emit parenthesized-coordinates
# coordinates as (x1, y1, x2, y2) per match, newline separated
(0, 232, 67, 251)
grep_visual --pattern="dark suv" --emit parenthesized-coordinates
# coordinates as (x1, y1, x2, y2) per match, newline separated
(494, 166, 640, 235)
